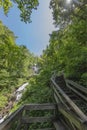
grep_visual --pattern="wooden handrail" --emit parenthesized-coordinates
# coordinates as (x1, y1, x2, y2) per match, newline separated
(66, 83, 87, 102)
(1, 74, 87, 130)
(0, 103, 56, 130)
(51, 77, 87, 123)
(0, 106, 24, 130)
(66, 79, 87, 94)
(51, 75, 87, 130)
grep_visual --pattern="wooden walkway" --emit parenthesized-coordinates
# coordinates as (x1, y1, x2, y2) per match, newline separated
(51, 74, 87, 130)
(0, 74, 87, 130)
(0, 103, 67, 130)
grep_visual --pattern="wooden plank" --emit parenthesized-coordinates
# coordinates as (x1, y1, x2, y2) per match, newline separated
(51, 78, 87, 122)
(53, 120, 67, 130)
(24, 103, 56, 110)
(58, 107, 84, 130)
(53, 86, 70, 110)
(66, 80, 87, 94)
(0, 106, 24, 130)
(66, 83, 87, 102)
(21, 116, 55, 123)
(0, 103, 56, 130)
(32, 128, 55, 130)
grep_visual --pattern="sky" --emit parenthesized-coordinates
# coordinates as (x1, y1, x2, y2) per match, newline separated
(0, 0, 55, 56)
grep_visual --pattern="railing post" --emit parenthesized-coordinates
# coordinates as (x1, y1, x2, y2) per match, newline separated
(15, 110, 23, 130)
(0, 106, 24, 130)
(23, 108, 30, 130)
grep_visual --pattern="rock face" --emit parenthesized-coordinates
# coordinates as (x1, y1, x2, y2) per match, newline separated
(32, 64, 39, 74)
(0, 82, 29, 123)
(15, 82, 28, 101)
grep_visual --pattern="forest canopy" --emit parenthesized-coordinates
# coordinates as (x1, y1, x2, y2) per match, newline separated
(0, 21, 36, 108)
(0, 0, 87, 119)
(0, 0, 86, 24)
(19, 0, 87, 110)
(0, 0, 39, 23)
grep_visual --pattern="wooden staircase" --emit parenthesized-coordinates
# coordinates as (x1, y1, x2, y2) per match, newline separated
(1, 74, 87, 130)
(0, 103, 67, 130)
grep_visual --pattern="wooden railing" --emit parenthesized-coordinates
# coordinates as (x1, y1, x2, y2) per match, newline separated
(51, 74, 87, 130)
(0, 106, 24, 130)
(0, 74, 87, 130)
(0, 103, 58, 130)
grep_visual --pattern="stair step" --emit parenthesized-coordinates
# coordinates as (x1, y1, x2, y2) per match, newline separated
(24, 103, 56, 110)
(33, 128, 55, 130)
(53, 120, 67, 130)
(22, 116, 55, 123)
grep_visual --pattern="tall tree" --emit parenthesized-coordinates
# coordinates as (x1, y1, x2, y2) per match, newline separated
(50, 0, 87, 27)
(0, 0, 39, 23)
(40, 10, 87, 86)
(0, 21, 35, 89)
(0, 21, 36, 109)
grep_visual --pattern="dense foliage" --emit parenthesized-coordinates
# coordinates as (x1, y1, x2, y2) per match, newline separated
(16, 10, 87, 128)
(0, 0, 39, 23)
(14, 0, 87, 109)
(50, 0, 87, 27)
(0, 21, 35, 109)
(40, 1, 87, 86)
(0, 1, 86, 129)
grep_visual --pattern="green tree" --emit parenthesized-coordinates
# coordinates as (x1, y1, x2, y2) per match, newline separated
(0, 0, 39, 23)
(0, 21, 36, 109)
(40, 9, 87, 86)
(50, 0, 87, 27)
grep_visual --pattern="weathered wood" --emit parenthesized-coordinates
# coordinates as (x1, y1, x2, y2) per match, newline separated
(0, 103, 57, 130)
(21, 116, 55, 123)
(66, 79, 87, 94)
(24, 103, 56, 110)
(58, 107, 84, 130)
(66, 83, 87, 102)
(32, 128, 55, 130)
(51, 77, 87, 122)
(53, 95, 84, 130)
(1, 74, 87, 130)
(0, 106, 24, 130)
(53, 86, 70, 110)
(53, 120, 67, 130)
